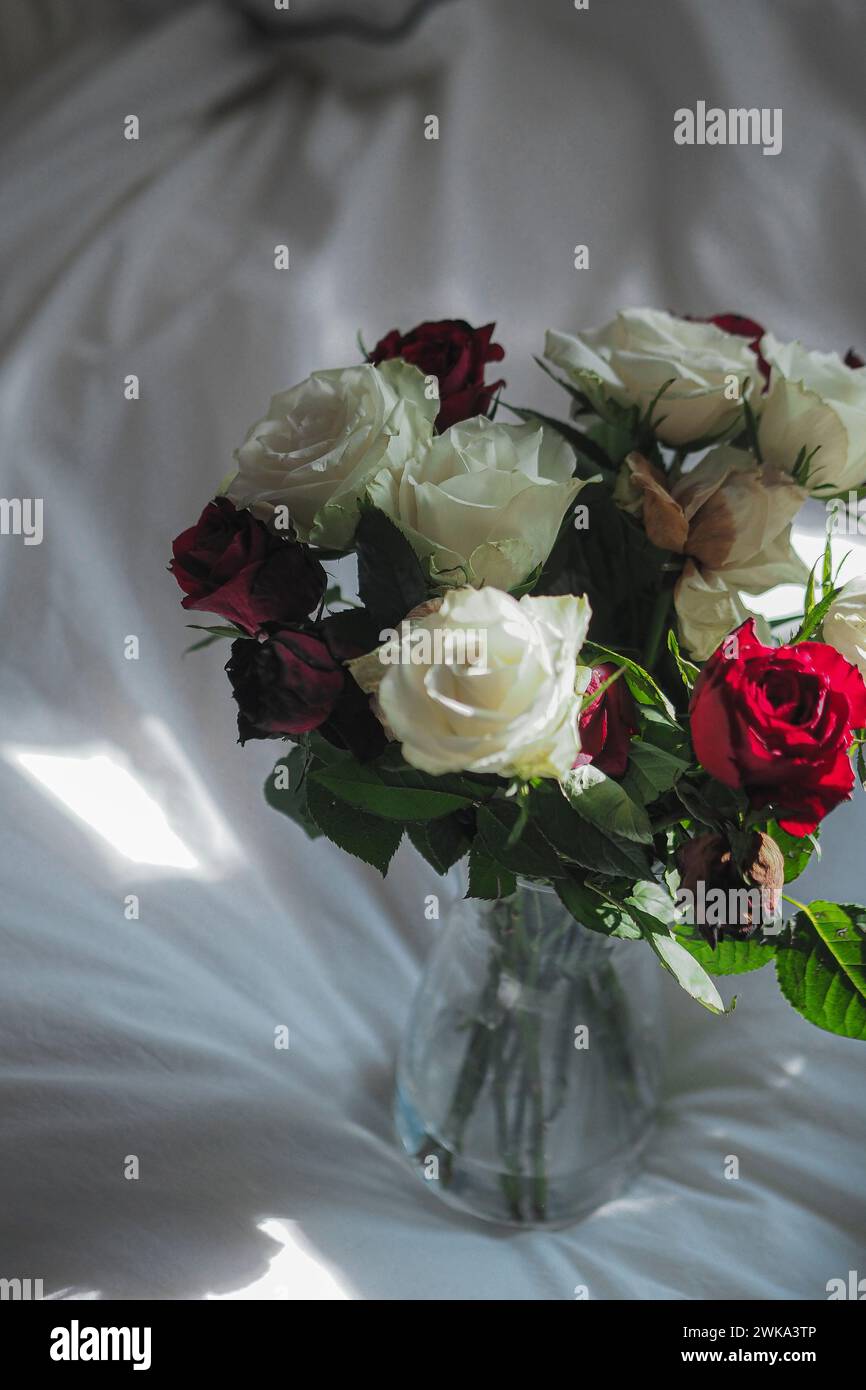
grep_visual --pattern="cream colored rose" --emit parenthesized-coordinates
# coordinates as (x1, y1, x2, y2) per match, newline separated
(660, 446, 808, 659)
(621, 446, 807, 569)
(375, 587, 592, 779)
(545, 309, 758, 447)
(823, 577, 866, 679)
(673, 563, 774, 660)
(365, 417, 586, 591)
(758, 335, 866, 494)
(225, 360, 436, 549)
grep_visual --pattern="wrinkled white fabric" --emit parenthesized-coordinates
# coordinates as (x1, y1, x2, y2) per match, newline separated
(0, 0, 864, 1300)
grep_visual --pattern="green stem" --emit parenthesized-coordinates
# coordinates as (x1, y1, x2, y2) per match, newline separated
(519, 891, 548, 1220)
(782, 892, 819, 934)
(642, 583, 675, 673)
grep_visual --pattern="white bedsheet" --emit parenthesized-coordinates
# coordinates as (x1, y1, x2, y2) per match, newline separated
(1, 0, 864, 1300)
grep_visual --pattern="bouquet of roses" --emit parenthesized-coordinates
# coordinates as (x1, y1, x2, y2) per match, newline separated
(170, 310, 866, 1043)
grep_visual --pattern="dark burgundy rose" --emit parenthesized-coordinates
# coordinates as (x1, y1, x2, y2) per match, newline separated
(368, 319, 505, 431)
(169, 498, 326, 635)
(574, 663, 639, 779)
(844, 348, 865, 369)
(698, 313, 770, 384)
(677, 830, 785, 946)
(690, 619, 866, 837)
(226, 628, 343, 744)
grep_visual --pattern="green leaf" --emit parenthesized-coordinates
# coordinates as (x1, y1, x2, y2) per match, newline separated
(355, 505, 427, 630)
(621, 738, 690, 806)
(467, 846, 516, 900)
(583, 642, 676, 719)
(373, 749, 500, 803)
(555, 876, 641, 939)
(536, 483, 667, 656)
(647, 932, 726, 1013)
(305, 778, 402, 875)
(775, 902, 866, 1040)
(407, 815, 472, 875)
(185, 623, 248, 639)
(476, 800, 564, 880)
(585, 419, 636, 467)
(561, 765, 653, 843)
(626, 879, 678, 927)
(674, 777, 747, 829)
(766, 820, 818, 883)
(792, 585, 841, 643)
(184, 622, 249, 652)
(529, 785, 652, 880)
(183, 633, 223, 654)
(264, 745, 323, 840)
(311, 760, 472, 821)
(666, 628, 699, 692)
(675, 930, 776, 975)
(532, 354, 595, 413)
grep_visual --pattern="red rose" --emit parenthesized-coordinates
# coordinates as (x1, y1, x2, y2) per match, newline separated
(690, 619, 866, 836)
(226, 628, 344, 744)
(169, 498, 326, 635)
(573, 663, 639, 779)
(368, 319, 505, 431)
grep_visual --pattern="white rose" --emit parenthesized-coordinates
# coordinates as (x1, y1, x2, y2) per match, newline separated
(758, 335, 866, 494)
(673, 562, 774, 661)
(225, 359, 436, 549)
(376, 587, 592, 779)
(365, 417, 586, 591)
(545, 308, 758, 447)
(823, 577, 866, 679)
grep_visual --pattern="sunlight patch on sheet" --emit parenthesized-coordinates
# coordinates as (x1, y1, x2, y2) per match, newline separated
(208, 1219, 351, 1300)
(7, 748, 198, 871)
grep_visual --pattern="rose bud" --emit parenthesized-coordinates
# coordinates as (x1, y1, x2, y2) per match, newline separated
(689, 619, 866, 836)
(226, 627, 344, 744)
(170, 497, 326, 635)
(368, 319, 505, 432)
(573, 662, 639, 779)
(677, 830, 785, 945)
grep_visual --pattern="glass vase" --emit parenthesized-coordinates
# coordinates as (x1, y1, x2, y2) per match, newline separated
(394, 879, 662, 1227)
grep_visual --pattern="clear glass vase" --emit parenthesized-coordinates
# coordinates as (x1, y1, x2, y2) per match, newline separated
(394, 879, 662, 1227)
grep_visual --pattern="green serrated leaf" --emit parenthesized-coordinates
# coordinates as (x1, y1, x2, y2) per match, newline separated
(674, 929, 776, 975)
(555, 876, 641, 938)
(775, 902, 866, 1040)
(583, 642, 677, 719)
(355, 505, 427, 630)
(476, 799, 564, 880)
(407, 815, 472, 876)
(311, 760, 472, 821)
(561, 764, 653, 843)
(264, 746, 323, 840)
(466, 846, 516, 900)
(766, 820, 818, 883)
(305, 778, 402, 875)
(529, 785, 652, 880)
(621, 738, 690, 806)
